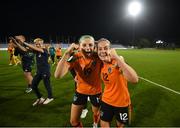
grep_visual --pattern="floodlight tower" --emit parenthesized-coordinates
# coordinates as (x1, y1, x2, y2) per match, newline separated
(128, 1, 142, 45)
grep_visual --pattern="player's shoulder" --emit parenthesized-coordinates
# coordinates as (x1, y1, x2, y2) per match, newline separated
(74, 52, 84, 59)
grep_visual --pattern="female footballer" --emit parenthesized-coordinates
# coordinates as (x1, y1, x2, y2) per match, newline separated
(55, 35, 102, 127)
(97, 38, 138, 128)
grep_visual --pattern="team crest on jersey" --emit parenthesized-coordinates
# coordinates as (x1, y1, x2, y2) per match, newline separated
(108, 67, 112, 74)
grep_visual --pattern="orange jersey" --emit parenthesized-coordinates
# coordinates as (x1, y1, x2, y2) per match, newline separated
(101, 59, 131, 107)
(56, 48, 62, 56)
(68, 52, 102, 95)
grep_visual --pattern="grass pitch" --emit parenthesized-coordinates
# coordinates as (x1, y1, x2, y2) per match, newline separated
(0, 49, 180, 127)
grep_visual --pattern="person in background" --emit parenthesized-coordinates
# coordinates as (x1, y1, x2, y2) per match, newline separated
(7, 40, 15, 65)
(48, 44, 56, 65)
(21, 38, 54, 106)
(11, 35, 34, 93)
(8, 39, 21, 66)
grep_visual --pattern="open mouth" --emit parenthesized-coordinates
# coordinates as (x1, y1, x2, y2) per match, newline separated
(82, 50, 93, 56)
(99, 52, 108, 57)
(98, 52, 111, 62)
(85, 52, 92, 56)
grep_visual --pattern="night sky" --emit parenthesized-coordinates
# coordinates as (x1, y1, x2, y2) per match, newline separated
(0, 0, 179, 44)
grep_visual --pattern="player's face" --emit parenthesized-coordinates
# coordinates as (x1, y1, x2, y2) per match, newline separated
(97, 41, 111, 62)
(80, 38, 95, 57)
(35, 41, 43, 48)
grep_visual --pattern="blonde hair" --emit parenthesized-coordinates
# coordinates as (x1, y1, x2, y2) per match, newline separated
(79, 35, 94, 43)
(97, 38, 111, 44)
(33, 38, 44, 43)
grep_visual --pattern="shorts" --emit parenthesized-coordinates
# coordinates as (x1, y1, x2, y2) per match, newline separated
(22, 64, 32, 72)
(100, 101, 131, 125)
(72, 91, 101, 107)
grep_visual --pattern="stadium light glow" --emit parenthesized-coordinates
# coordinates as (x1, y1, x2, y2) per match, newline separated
(156, 40, 164, 44)
(128, 1, 142, 17)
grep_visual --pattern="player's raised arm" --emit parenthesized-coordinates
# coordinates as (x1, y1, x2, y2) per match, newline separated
(23, 38, 44, 53)
(110, 48, 139, 83)
(54, 43, 79, 78)
(9, 36, 27, 52)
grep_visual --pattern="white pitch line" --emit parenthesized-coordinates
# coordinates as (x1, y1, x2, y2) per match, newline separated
(139, 76, 180, 95)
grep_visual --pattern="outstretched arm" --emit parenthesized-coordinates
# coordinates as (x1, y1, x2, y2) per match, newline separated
(54, 43, 79, 78)
(9, 37, 27, 52)
(23, 42, 44, 53)
(110, 49, 139, 83)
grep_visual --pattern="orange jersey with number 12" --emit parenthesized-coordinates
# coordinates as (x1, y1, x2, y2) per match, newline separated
(101, 59, 131, 107)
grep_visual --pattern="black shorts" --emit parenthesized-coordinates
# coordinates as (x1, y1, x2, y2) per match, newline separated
(22, 64, 32, 72)
(100, 101, 131, 125)
(72, 91, 101, 107)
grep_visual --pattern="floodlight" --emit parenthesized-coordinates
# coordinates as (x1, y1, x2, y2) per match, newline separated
(128, 1, 142, 17)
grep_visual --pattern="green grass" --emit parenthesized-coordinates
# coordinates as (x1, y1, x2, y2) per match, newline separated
(0, 49, 180, 127)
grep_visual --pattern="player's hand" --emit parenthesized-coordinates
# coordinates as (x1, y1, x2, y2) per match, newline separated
(65, 43, 79, 55)
(110, 48, 119, 59)
(15, 38, 23, 44)
(9, 36, 15, 42)
(9, 36, 14, 40)
(110, 48, 124, 63)
(9, 37, 18, 45)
